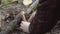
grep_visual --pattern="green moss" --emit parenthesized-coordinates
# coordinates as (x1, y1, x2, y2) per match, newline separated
(11, 23, 16, 30)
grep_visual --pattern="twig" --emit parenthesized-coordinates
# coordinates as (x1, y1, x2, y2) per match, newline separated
(20, 11, 27, 21)
(26, 0, 39, 14)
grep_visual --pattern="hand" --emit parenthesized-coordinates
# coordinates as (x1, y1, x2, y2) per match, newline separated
(20, 21, 30, 33)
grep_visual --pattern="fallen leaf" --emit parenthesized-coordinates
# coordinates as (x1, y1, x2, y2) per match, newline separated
(23, 0, 32, 6)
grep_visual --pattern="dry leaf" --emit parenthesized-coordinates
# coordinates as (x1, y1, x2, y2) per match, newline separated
(23, 0, 32, 6)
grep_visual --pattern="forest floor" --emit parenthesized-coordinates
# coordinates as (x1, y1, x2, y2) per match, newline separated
(0, 0, 60, 34)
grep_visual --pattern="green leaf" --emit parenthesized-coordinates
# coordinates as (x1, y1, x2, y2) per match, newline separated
(2, 0, 17, 4)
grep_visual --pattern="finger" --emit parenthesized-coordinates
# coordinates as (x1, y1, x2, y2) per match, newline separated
(20, 22, 23, 25)
(20, 23, 23, 26)
(20, 21, 24, 25)
(20, 26, 23, 29)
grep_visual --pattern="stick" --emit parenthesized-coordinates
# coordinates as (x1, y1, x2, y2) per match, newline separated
(20, 11, 27, 21)
(26, 0, 39, 14)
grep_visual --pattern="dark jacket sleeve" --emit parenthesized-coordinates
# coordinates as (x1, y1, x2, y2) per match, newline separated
(29, 0, 57, 34)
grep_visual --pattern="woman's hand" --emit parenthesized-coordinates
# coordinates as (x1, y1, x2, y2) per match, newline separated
(20, 21, 30, 33)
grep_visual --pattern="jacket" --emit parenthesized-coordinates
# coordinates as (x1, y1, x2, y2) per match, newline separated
(29, 0, 59, 34)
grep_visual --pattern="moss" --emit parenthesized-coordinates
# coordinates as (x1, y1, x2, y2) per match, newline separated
(11, 23, 16, 31)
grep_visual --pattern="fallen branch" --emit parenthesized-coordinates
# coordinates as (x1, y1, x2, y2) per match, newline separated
(26, 0, 39, 14)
